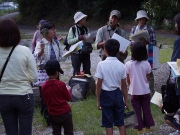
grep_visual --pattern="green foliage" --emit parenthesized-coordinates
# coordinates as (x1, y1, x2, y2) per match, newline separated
(15, 0, 145, 25)
(142, 0, 180, 29)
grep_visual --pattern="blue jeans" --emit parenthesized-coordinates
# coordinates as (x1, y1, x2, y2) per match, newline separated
(0, 94, 34, 135)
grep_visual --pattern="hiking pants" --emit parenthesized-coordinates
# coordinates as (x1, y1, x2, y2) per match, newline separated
(71, 53, 91, 76)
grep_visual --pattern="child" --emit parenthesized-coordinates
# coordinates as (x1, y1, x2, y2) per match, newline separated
(41, 59, 73, 135)
(125, 41, 155, 135)
(95, 39, 128, 135)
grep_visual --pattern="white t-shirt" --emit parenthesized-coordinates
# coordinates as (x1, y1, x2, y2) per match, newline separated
(95, 57, 126, 91)
(125, 60, 151, 95)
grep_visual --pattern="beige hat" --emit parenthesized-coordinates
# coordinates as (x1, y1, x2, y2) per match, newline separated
(135, 10, 149, 21)
(74, 11, 87, 23)
(110, 10, 121, 19)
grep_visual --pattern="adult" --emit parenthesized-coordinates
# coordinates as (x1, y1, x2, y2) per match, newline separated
(67, 11, 91, 76)
(31, 19, 48, 53)
(171, 13, 180, 107)
(95, 10, 128, 63)
(34, 22, 62, 66)
(0, 19, 38, 135)
(34, 22, 62, 126)
(130, 10, 157, 93)
(31, 20, 63, 54)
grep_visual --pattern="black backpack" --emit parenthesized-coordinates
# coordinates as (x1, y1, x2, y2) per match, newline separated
(63, 25, 88, 51)
(63, 26, 76, 51)
(161, 70, 179, 113)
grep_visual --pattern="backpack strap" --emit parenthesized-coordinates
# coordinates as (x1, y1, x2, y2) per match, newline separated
(72, 25, 76, 37)
(54, 40, 61, 59)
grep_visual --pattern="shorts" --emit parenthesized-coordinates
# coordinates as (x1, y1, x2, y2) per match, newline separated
(165, 115, 180, 129)
(100, 88, 125, 128)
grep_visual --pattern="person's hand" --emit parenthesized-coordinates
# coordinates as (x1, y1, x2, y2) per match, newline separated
(97, 101, 102, 110)
(78, 35, 85, 41)
(40, 43, 44, 53)
(159, 103, 163, 109)
(57, 35, 63, 41)
(139, 36, 149, 44)
(124, 101, 129, 110)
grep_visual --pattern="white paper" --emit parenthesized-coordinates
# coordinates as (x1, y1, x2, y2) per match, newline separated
(129, 30, 149, 42)
(86, 31, 97, 43)
(150, 91, 162, 106)
(111, 33, 131, 53)
(167, 62, 180, 77)
(146, 45, 160, 70)
(62, 41, 83, 58)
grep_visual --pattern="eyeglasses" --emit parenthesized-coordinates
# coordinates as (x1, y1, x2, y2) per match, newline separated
(49, 28, 56, 32)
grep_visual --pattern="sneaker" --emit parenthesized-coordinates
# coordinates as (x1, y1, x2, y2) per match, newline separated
(169, 130, 180, 135)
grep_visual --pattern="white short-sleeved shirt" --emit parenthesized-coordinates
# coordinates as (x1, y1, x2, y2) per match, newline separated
(125, 60, 151, 95)
(95, 57, 126, 91)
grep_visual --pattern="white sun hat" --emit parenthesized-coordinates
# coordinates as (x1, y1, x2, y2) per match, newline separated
(74, 11, 87, 23)
(135, 10, 149, 21)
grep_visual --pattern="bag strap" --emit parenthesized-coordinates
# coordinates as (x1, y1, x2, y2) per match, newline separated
(167, 68, 171, 84)
(54, 39, 61, 59)
(0, 46, 16, 82)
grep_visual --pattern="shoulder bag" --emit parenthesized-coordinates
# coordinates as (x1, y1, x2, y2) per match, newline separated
(0, 46, 16, 83)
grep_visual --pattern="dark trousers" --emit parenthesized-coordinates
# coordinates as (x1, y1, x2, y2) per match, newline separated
(130, 94, 155, 129)
(0, 94, 34, 135)
(71, 53, 91, 76)
(50, 110, 73, 135)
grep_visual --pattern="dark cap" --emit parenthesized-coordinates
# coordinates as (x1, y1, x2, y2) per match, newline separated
(45, 60, 64, 74)
(39, 19, 48, 25)
(110, 10, 121, 19)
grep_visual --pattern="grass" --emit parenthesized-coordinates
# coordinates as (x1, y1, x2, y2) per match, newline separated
(32, 33, 176, 134)
(21, 34, 33, 39)
(156, 36, 175, 46)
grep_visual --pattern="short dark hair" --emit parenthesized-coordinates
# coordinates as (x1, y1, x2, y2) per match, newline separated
(131, 41, 148, 61)
(0, 19, 20, 47)
(174, 13, 180, 35)
(104, 39, 120, 57)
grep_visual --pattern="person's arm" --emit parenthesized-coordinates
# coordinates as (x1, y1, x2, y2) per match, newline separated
(62, 82, 72, 102)
(34, 40, 44, 57)
(94, 28, 105, 49)
(67, 26, 86, 45)
(126, 74, 130, 86)
(67, 27, 79, 45)
(121, 78, 128, 109)
(146, 72, 151, 81)
(96, 78, 103, 110)
(149, 27, 156, 46)
(26, 47, 38, 82)
(147, 62, 152, 81)
(31, 31, 38, 53)
(139, 26, 156, 46)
